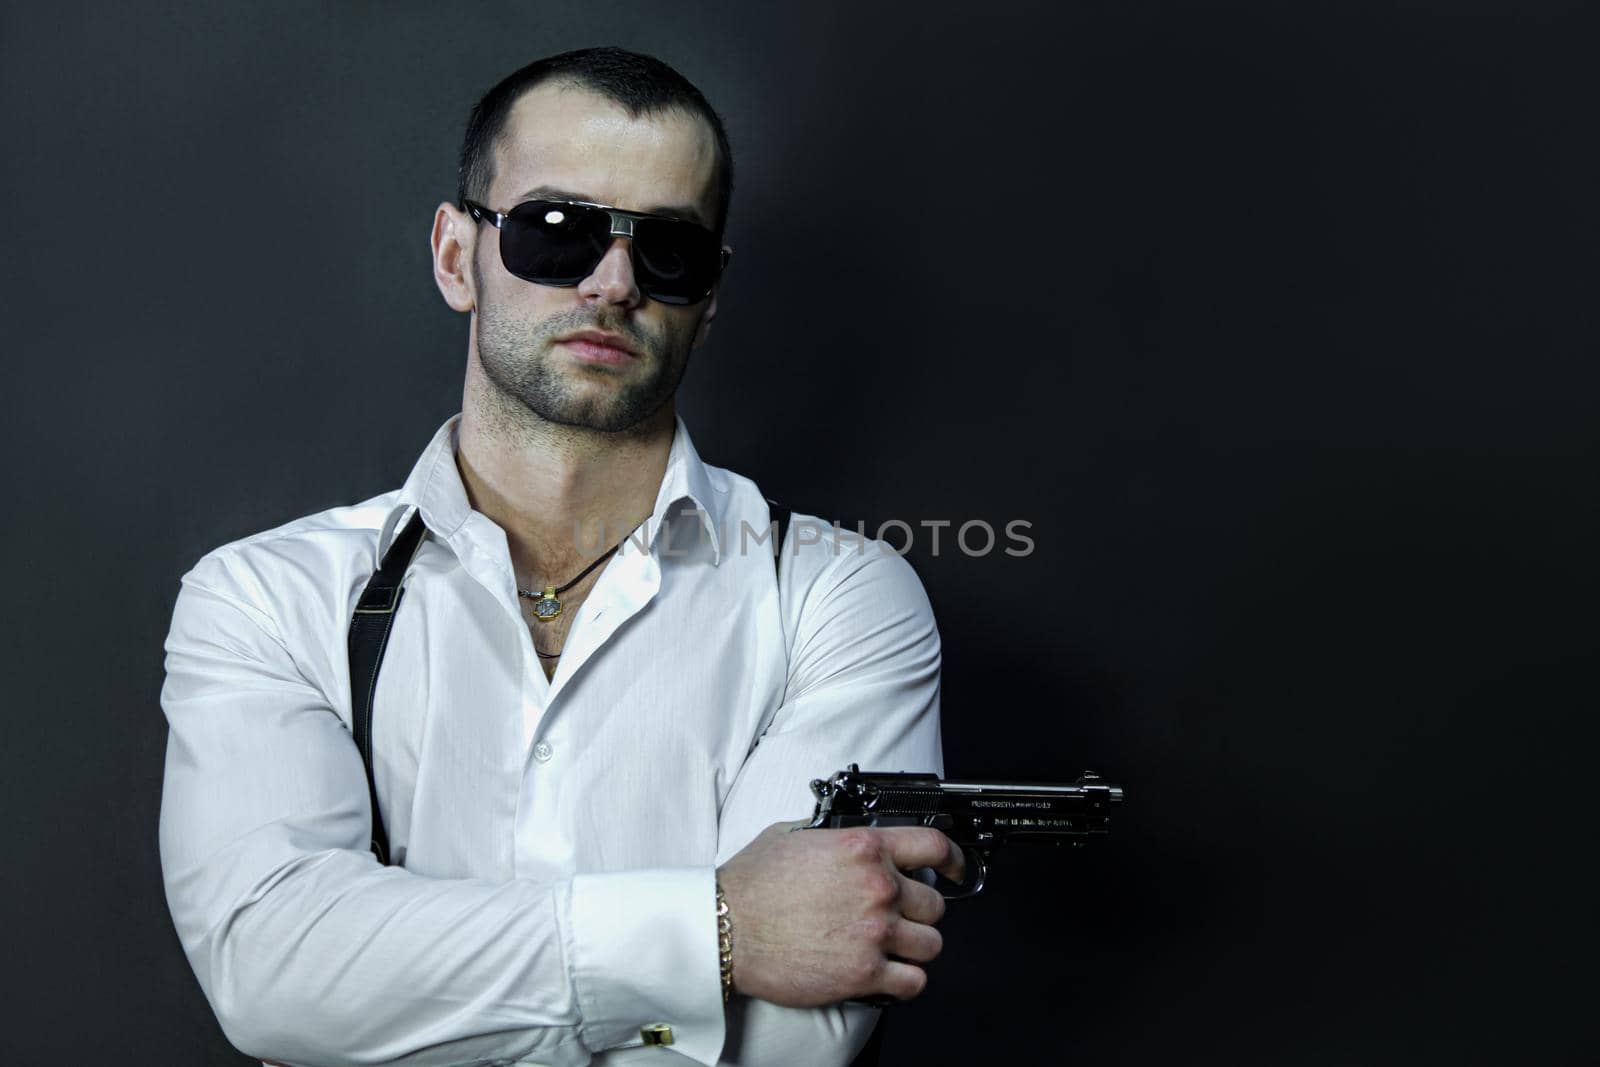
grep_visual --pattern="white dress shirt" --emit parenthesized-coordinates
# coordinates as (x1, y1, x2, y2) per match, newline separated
(158, 413, 944, 1067)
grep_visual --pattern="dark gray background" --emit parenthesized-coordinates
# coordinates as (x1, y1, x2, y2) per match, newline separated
(3, 1, 1595, 1063)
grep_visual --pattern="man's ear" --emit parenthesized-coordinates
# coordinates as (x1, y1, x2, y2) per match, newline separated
(431, 202, 477, 313)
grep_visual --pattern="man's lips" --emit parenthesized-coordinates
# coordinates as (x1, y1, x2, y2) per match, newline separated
(558, 330, 640, 364)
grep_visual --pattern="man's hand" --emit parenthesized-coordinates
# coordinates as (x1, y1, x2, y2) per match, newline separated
(715, 821, 966, 1007)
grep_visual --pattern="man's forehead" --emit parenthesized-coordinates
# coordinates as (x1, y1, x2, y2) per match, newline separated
(490, 82, 718, 224)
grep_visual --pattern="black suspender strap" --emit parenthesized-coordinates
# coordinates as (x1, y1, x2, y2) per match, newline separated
(766, 497, 791, 566)
(346, 509, 428, 865)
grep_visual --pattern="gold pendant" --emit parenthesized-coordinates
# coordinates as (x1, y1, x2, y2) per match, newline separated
(531, 586, 562, 621)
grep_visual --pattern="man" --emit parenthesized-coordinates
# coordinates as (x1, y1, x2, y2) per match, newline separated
(159, 47, 962, 1067)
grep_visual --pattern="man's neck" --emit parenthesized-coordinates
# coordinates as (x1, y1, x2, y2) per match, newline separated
(455, 368, 675, 588)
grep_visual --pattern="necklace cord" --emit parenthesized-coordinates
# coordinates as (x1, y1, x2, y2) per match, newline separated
(518, 520, 646, 659)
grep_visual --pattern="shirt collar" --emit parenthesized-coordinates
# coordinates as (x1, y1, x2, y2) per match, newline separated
(382, 412, 727, 564)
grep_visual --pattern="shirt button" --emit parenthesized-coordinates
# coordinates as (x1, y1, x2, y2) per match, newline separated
(534, 740, 554, 763)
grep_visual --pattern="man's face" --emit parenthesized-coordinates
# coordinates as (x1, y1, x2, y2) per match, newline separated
(470, 81, 723, 433)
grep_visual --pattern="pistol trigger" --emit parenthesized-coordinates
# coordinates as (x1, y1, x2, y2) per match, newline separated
(922, 813, 954, 830)
(935, 847, 988, 900)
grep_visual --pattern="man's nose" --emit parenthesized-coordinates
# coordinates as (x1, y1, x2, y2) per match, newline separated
(577, 236, 642, 307)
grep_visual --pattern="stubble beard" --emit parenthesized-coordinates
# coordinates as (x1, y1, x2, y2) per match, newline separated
(475, 291, 695, 435)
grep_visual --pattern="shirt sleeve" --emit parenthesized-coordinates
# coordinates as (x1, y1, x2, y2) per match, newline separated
(158, 558, 723, 1067)
(713, 540, 945, 1066)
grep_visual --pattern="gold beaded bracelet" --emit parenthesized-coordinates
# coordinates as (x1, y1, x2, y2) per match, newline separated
(715, 880, 734, 1002)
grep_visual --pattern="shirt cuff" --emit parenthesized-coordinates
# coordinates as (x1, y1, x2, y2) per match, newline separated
(566, 866, 726, 1065)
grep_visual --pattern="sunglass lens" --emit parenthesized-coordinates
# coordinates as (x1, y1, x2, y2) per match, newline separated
(633, 217, 722, 305)
(500, 202, 610, 285)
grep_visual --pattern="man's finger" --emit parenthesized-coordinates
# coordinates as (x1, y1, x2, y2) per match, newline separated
(873, 958, 930, 1001)
(885, 917, 944, 964)
(893, 873, 947, 926)
(878, 827, 964, 884)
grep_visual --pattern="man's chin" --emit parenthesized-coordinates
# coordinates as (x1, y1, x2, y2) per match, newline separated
(529, 394, 670, 435)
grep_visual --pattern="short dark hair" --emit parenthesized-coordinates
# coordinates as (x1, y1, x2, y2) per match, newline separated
(457, 46, 734, 237)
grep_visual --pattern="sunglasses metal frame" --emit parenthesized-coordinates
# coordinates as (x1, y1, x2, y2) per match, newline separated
(461, 197, 731, 304)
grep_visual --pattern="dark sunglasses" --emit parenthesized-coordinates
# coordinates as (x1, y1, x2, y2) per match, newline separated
(463, 197, 730, 306)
